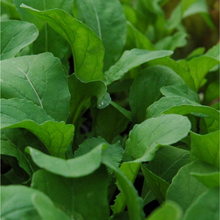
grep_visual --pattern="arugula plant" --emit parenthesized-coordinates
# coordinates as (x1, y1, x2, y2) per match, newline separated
(1, 0, 219, 219)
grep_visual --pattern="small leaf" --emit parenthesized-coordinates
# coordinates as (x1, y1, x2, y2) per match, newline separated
(0, 20, 38, 60)
(26, 144, 103, 177)
(75, 0, 127, 71)
(183, 188, 219, 220)
(190, 131, 219, 169)
(129, 65, 184, 123)
(125, 114, 191, 162)
(104, 49, 173, 85)
(166, 161, 217, 212)
(21, 4, 105, 82)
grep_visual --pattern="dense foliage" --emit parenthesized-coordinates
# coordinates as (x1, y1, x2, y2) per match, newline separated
(1, 0, 219, 219)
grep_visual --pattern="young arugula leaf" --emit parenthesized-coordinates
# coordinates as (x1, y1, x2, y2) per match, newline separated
(74, 0, 127, 71)
(160, 84, 200, 103)
(147, 96, 220, 121)
(13, 0, 73, 60)
(26, 144, 104, 177)
(1, 53, 70, 122)
(145, 201, 183, 220)
(142, 146, 190, 205)
(104, 49, 173, 85)
(0, 20, 38, 60)
(32, 167, 109, 220)
(166, 160, 218, 212)
(129, 65, 184, 123)
(183, 188, 219, 220)
(21, 4, 105, 82)
(141, 165, 170, 204)
(125, 114, 191, 162)
(190, 172, 220, 188)
(190, 131, 219, 169)
(32, 193, 71, 220)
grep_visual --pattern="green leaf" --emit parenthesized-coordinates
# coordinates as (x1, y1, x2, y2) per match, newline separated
(191, 172, 220, 188)
(166, 161, 218, 212)
(147, 97, 220, 121)
(190, 131, 219, 169)
(74, 137, 123, 168)
(147, 57, 196, 90)
(160, 84, 200, 103)
(155, 31, 187, 51)
(1, 134, 32, 176)
(13, 0, 73, 60)
(1, 185, 41, 220)
(92, 104, 130, 142)
(1, 99, 74, 158)
(75, 0, 127, 71)
(32, 193, 71, 220)
(26, 144, 104, 177)
(21, 4, 105, 82)
(141, 165, 169, 204)
(32, 167, 109, 220)
(102, 155, 145, 220)
(125, 114, 191, 162)
(0, 20, 38, 60)
(104, 49, 173, 85)
(183, 188, 219, 220)
(1, 53, 71, 121)
(142, 146, 190, 205)
(129, 65, 184, 123)
(68, 74, 110, 124)
(146, 201, 182, 220)
(110, 101, 132, 121)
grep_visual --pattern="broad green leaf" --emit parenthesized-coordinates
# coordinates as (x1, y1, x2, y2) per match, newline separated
(0, 20, 38, 60)
(32, 193, 71, 220)
(75, 0, 127, 71)
(92, 104, 130, 142)
(1, 0, 20, 20)
(1, 134, 32, 176)
(183, 188, 219, 220)
(191, 172, 220, 188)
(160, 84, 200, 103)
(104, 49, 173, 85)
(1, 185, 41, 220)
(102, 155, 145, 220)
(1, 99, 53, 126)
(141, 165, 169, 204)
(110, 101, 132, 121)
(126, 21, 155, 51)
(204, 81, 220, 105)
(1, 53, 70, 121)
(13, 0, 73, 60)
(155, 31, 187, 51)
(74, 137, 123, 168)
(21, 4, 104, 82)
(68, 74, 110, 124)
(147, 57, 196, 90)
(26, 144, 104, 177)
(129, 65, 184, 123)
(147, 97, 220, 121)
(186, 47, 205, 60)
(190, 131, 219, 169)
(146, 201, 182, 220)
(142, 146, 190, 205)
(32, 167, 109, 220)
(125, 114, 191, 162)
(166, 161, 217, 212)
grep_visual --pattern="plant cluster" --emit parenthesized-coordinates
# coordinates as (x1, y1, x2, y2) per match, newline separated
(0, 0, 219, 220)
